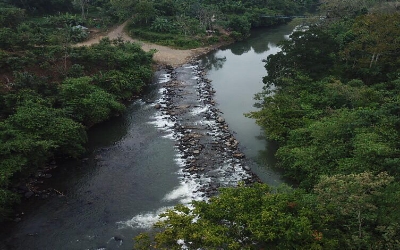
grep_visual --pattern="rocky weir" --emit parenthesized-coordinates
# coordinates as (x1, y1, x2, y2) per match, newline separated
(149, 60, 261, 200)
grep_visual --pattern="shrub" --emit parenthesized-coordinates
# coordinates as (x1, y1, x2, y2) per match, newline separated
(60, 76, 125, 126)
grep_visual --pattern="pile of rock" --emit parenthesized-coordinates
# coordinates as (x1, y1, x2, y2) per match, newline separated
(155, 61, 260, 198)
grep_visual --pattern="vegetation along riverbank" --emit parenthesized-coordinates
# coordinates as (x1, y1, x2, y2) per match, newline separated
(4, 0, 400, 249)
(0, 0, 311, 224)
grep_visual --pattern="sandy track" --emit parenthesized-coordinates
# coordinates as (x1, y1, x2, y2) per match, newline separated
(75, 22, 210, 67)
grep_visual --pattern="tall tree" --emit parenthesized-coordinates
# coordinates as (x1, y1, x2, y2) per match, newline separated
(319, 0, 382, 18)
(134, 0, 157, 24)
(73, 0, 89, 20)
(314, 172, 397, 248)
(109, 0, 137, 20)
(340, 13, 400, 82)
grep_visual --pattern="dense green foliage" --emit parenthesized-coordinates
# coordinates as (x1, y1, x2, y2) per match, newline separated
(135, 1, 400, 249)
(250, 11, 400, 189)
(136, 178, 400, 249)
(0, 1, 154, 220)
(119, 0, 318, 47)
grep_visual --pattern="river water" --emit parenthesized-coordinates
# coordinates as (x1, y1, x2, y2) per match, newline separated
(0, 24, 293, 250)
(201, 24, 294, 183)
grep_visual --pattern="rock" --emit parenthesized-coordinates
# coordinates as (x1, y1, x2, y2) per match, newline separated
(233, 153, 245, 159)
(165, 65, 174, 71)
(217, 117, 225, 123)
(114, 236, 123, 242)
(193, 150, 200, 155)
(154, 103, 161, 109)
(17, 184, 29, 192)
(14, 217, 22, 222)
(44, 174, 52, 178)
(25, 191, 34, 199)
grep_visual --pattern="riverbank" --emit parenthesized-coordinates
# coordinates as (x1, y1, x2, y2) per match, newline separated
(75, 21, 231, 67)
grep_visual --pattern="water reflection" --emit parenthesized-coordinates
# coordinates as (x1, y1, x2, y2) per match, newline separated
(230, 42, 252, 56)
(201, 52, 227, 70)
(201, 24, 295, 185)
(253, 41, 271, 54)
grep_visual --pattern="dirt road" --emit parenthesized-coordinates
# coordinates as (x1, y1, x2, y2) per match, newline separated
(75, 22, 211, 67)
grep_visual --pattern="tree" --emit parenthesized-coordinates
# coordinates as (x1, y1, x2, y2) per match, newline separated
(263, 28, 339, 85)
(59, 76, 125, 126)
(109, 0, 137, 20)
(135, 184, 335, 249)
(9, 0, 73, 14)
(319, 0, 381, 18)
(72, 0, 89, 20)
(0, 101, 87, 221)
(246, 73, 313, 142)
(340, 13, 400, 83)
(228, 16, 251, 40)
(6, 102, 87, 157)
(134, 0, 157, 25)
(314, 172, 398, 248)
(0, 6, 25, 28)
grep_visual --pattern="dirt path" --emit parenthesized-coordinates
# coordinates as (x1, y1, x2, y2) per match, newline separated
(75, 22, 211, 67)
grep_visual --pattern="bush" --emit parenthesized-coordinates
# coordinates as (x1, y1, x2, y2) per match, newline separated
(67, 64, 85, 77)
(228, 16, 251, 40)
(60, 77, 125, 126)
(150, 17, 177, 33)
(0, 7, 25, 28)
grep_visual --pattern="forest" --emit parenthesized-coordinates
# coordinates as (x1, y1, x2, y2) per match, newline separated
(0, 0, 317, 224)
(134, 0, 400, 249)
(3, 0, 399, 249)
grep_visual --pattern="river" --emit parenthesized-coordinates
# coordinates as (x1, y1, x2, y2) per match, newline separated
(0, 24, 293, 250)
(201, 24, 294, 183)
